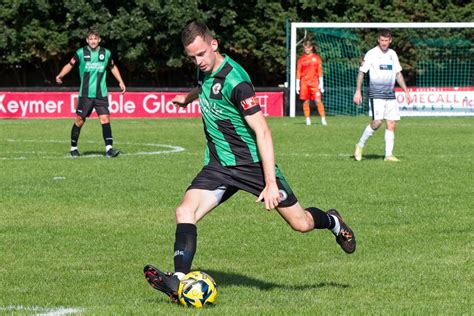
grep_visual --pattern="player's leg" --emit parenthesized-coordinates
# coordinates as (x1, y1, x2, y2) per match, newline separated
(384, 120, 396, 160)
(354, 98, 383, 161)
(315, 92, 327, 125)
(276, 203, 356, 254)
(303, 101, 311, 125)
(144, 190, 215, 301)
(173, 188, 224, 277)
(230, 163, 356, 253)
(383, 99, 400, 161)
(70, 97, 92, 157)
(95, 98, 119, 158)
(145, 166, 235, 300)
(300, 82, 311, 125)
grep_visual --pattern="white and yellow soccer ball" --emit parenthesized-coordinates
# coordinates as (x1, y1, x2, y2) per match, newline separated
(178, 271, 218, 308)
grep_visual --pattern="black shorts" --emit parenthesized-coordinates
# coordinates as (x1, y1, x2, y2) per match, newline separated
(76, 97, 110, 118)
(187, 162, 298, 208)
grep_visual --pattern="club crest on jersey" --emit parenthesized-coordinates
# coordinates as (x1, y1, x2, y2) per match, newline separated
(241, 96, 259, 110)
(212, 83, 222, 95)
(99, 53, 105, 61)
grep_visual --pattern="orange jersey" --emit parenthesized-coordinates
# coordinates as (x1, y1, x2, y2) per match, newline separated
(296, 53, 323, 86)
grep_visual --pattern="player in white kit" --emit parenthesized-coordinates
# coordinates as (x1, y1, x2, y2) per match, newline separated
(353, 29, 412, 162)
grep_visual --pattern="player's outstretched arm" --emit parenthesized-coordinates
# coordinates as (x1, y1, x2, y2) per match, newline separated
(56, 64, 73, 84)
(172, 87, 200, 107)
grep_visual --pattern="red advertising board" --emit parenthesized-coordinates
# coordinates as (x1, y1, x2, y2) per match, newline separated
(0, 91, 284, 118)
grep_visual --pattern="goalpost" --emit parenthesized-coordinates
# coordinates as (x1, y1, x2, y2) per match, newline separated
(288, 22, 474, 117)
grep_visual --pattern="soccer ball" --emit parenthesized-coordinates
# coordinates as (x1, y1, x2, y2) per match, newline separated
(178, 271, 218, 308)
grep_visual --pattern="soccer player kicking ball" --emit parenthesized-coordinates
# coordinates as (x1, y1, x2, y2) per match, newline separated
(144, 21, 356, 302)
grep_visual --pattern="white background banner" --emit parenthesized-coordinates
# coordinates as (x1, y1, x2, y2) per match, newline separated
(395, 87, 474, 116)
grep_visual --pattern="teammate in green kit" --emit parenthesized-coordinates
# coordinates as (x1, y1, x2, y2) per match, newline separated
(56, 29, 126, 158)
(144, 21, 357, 302)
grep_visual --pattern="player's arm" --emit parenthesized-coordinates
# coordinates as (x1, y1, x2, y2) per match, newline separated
(172, 87, 200, 108)
(353, 71, 365, 105)
(245, 112, 280, 211)
(396, 72, 412, 104)
(56, 54, 78, 84)
(56, 64, 73, 84)
(110, 62, 127, 94)
(296, 57, 302, 94)
(232, 81, 279, 210)
(354, 53, 371, 105)
(318, 56, 324, 93)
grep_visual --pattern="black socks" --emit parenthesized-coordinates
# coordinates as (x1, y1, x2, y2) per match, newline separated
(306, 207, 336, 229)
(71, 123, 81, 147)
(173, 223, 197, 274)
(101, 122, 113, 146)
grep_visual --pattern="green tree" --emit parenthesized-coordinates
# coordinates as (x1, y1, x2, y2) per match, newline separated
(0, 0, 472, 87)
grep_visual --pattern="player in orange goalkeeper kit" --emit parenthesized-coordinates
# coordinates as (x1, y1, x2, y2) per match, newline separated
(296, 40, 327, 126)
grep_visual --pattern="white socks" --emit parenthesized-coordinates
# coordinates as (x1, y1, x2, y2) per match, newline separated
(385, 129, 395, 157)
(174, 272, 185, 280)
(358, 125, 396, 157)
(70, 146, 78, 152)
(330, 215, 341, 235)
(358, 125, 375, 147)
(106, 145, 113, 152)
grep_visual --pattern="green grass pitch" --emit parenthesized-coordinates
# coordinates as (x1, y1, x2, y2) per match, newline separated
(0, 116, 472, 315)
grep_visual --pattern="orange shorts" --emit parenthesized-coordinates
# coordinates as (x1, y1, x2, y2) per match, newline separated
(299, 82, 322, 102)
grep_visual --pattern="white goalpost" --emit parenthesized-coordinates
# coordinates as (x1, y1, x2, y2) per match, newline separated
(289, 22, 474, 117)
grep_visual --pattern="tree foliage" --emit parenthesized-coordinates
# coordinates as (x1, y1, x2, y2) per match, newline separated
(0, 0, 472, 87)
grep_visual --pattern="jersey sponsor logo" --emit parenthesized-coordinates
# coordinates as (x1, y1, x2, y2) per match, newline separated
(212, 83, 222, 95)
(85, 62, 106, 71)
(379, 64, 393, 70)
(200, 99, 223, 114)
(240, 96, 259, 110)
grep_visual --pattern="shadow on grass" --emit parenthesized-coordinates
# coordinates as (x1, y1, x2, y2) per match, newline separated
(204, 269, 349, 291)
(359, 154, 385, 160)
(81, 150, 107, 156)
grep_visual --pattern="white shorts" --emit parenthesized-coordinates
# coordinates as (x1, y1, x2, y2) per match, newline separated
(369, 99, 400, 121)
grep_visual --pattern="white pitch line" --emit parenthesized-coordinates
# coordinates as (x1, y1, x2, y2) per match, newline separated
(0, 305, 83, 315)
(1, 139, 185, 160)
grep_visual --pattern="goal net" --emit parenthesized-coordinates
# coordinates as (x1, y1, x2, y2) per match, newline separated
(288, 23, 474, 117)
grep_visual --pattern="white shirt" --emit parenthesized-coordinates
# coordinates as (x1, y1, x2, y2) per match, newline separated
(360, 46, 402, 99)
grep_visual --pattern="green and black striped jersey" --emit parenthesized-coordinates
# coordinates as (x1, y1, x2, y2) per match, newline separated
(198, 55, 262, 167)
(70, 46, 113, 98)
